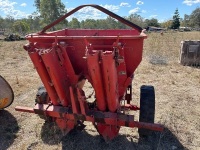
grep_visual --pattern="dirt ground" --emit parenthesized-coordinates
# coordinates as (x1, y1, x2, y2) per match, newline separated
(0, 31, 200, 150)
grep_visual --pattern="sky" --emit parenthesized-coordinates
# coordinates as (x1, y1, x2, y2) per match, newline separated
(0, 0, 199, 22)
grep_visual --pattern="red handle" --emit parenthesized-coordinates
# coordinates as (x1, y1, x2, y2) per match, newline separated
(40, 4, 143, 34)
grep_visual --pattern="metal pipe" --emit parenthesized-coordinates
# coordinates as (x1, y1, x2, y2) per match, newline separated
(101, 51, 119, 112)
(29, 52, 60, 105)
(41, 48, 69, 106)
(87, 52, 107, 111)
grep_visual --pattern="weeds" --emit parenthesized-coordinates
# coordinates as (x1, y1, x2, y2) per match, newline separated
(144, 31, 200, 65)
(149, 55, 168, 65)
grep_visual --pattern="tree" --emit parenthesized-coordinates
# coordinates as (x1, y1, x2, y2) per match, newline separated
(82, 19, 97, 29)
(189, 7, 200, 28)
(160, 20, 172, 29)
(116, 19, 127, 29)
(105, 16, 118, 29)
(181, 14, 190, 27)
(26, 12, 41, 32)
(145, 18, 160, 27)
(0, 16, 4, 29)
(171, 8, 180, 29)
(96, 19, 109, 29)
(12, 21, 30, 34)
(34, 0, 67, 30)
(126, 14, 146, 28)
(68, 18, 80, 28)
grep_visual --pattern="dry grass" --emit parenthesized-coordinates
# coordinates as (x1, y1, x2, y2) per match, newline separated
(0, 31, 200, 150)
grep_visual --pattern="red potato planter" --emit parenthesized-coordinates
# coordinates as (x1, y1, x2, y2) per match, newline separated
(15, 5, 163, 141)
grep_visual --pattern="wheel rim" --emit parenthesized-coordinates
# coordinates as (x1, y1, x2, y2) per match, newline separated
(0, 76, 14, 109)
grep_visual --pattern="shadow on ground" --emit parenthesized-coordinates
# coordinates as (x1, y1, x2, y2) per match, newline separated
(189, 65, 200, 69)
(40, 121, 187, 150)
(0, 110, 19, 150)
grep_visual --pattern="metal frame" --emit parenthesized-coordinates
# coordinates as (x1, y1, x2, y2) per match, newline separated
(15, 4, 163, 141)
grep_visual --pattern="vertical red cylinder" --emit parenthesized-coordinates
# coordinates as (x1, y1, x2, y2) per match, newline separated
(29, 52, 60, 106)
(87, 52, 107, 111)
(59, 45, 77, 83)
(41, 48, 69, 107)
(101, 52, 119, 112)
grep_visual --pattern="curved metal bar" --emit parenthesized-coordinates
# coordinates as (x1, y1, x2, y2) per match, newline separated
(40, 4, 143, 34)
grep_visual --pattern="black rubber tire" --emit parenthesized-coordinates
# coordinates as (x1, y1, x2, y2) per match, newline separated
(35, 86, 52, 121)
(138, 85, 155, 137)
(35, 86, 48, 104)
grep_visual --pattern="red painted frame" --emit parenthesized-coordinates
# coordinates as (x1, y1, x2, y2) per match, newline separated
(16, 5, 163, 141)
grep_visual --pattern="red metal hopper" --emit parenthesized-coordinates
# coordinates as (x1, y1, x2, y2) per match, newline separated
(15, 5, 163, 141)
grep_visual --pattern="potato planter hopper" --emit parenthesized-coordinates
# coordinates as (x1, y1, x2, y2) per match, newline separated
(15, 5, 163, 141)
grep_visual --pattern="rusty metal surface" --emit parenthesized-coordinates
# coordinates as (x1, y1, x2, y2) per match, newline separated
(180, 40, 200, 66)
(15, 104, 164, 132)
(0, 75, 14, 109)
